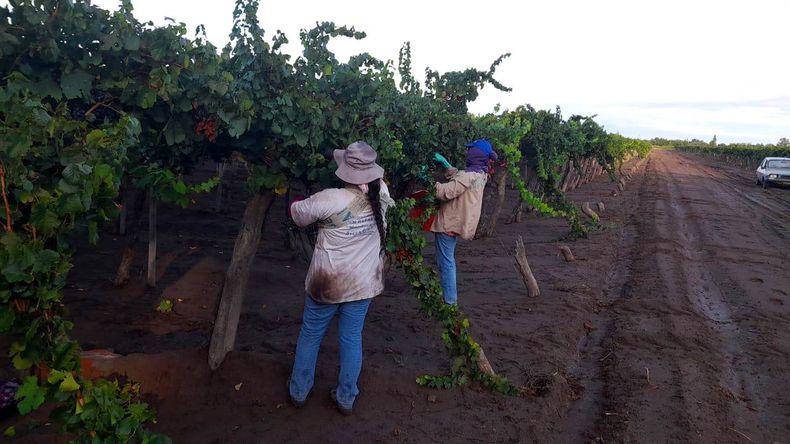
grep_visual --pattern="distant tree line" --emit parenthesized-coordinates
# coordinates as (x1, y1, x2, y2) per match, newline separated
(650, 136, 790, 149)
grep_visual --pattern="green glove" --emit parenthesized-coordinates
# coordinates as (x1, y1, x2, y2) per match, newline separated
(433, 152, 451, 169)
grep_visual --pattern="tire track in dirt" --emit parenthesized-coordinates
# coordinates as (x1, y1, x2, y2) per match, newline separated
(675, 152, 790, 263)
(586, 150, 790, 443)
(659, 152, 790, 424)
(682, 152, 790, 218)
(557, 210, 641, 443)
(554, 156, 650, 443)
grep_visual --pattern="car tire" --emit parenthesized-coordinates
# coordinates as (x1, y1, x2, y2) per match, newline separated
(762, 179, 769, 189)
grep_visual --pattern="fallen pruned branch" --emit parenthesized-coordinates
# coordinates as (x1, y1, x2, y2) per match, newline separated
(727, 427, 753, 442)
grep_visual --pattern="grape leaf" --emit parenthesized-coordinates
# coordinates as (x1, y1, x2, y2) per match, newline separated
(59, 373, 80, 392)
(15, 376, 46, 415)
(60, 70, 94, 99)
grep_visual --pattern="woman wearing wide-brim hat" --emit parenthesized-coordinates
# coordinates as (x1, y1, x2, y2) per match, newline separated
(287, 141, 394, 415)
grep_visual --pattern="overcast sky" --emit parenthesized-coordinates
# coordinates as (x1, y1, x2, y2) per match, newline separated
(84, 1, 790, 143)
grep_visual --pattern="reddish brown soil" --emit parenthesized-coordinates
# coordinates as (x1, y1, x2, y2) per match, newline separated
(3, 150, 789, 443)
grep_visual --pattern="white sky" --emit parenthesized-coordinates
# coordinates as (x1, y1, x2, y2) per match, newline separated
(75, 1, 790, 143)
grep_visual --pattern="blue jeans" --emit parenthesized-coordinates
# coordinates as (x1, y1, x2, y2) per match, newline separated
(435, 232, 458, 305)
(289, 295, 372, 410)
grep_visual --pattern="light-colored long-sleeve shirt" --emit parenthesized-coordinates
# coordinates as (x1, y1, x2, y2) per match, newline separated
(430, 170, 488, 240)
(290, 182, 392, 304)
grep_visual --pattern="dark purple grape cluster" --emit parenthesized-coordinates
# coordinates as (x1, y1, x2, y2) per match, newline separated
(67, 92, 120, 124)
(69, 100, 88, 120)
(0, 379, 19, 418)
(90, 105, 115, 123)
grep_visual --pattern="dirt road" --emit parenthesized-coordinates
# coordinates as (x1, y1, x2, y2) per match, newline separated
(567, 149, 790, 443)
(4, 149, 788, 443)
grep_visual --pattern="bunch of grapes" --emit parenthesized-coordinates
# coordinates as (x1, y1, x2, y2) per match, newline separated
(89, 92, 118, 123)
(69, 100, 88, 120)
(195, 117, 218, 142)
(90, 106, 114, 123)
(67, 92, 119, 124)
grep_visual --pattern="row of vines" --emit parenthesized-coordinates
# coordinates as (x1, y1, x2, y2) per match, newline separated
(670, 139, 790, 169)
(0, 0, 650, 441)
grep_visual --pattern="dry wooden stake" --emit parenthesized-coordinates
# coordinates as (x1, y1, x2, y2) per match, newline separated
(477, 347, 496, 376)
(146, 189, 157, 288)
(559, 245, 575, 262)
(514, 236, 540, 297)
(209, 191, 275, 370)
(597, 201, 605, 213)
(581, 202, 600, 223)
(214, 160, 227, 213)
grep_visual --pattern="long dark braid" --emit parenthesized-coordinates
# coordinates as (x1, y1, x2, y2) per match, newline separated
(367, 179, 386, 253)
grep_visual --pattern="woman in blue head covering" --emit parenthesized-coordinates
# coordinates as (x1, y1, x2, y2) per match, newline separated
(429, 139, 497, 305)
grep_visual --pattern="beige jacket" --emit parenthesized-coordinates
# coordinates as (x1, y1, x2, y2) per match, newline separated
(430, 170, 488, 240)
(290, 182, 393, 304)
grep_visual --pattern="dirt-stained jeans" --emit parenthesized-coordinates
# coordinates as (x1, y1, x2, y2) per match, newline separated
(289, 295, 372, 410)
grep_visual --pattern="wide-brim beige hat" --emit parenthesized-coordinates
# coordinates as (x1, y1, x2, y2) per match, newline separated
(333, 141, 385, 185)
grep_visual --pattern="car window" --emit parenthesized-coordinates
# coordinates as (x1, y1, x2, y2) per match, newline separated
(767, 160, 790, 168)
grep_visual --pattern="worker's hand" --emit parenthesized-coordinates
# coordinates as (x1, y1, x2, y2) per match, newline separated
(445, 167, 458, 179)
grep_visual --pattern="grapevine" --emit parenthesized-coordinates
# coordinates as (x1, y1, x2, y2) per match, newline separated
(0, 1, 658, 440)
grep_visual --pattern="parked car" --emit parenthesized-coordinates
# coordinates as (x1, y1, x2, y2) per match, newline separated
(756, 157, 790, 188)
